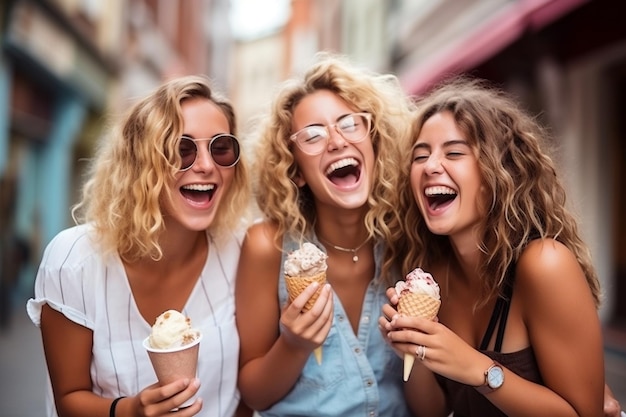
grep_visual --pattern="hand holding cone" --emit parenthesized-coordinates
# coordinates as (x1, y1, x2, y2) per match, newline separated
(397, 293, 441, 381)
(284, 242, 329, 365)
(285, 271, 326, 364)
(395, 268, 441, 381)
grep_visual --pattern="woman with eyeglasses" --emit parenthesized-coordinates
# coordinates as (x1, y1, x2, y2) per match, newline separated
(235, 53, 417, 416)
(27, 75, 252, 417)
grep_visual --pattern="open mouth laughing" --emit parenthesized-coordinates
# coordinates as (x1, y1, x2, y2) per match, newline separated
(425, 185, 457, 210)
(325, 157, 361, 186)
(180, 183, 216, 205)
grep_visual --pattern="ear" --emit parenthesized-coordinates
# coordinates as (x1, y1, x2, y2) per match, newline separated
(292, 169, 306, 187)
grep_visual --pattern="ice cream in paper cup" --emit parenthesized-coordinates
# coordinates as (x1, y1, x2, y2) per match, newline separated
(144, 309, 202, 408)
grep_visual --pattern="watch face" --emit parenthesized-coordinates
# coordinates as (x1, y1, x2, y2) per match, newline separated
(487, 366, 504, 389)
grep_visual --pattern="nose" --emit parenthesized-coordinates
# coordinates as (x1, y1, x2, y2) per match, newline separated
(191, 145, 216, 172)
(423, 153, 443, 175)
(326, 126, 348, 151)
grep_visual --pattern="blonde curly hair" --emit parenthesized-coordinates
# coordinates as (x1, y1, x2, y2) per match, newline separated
(72, 75, 250, 261)
(391, 76, 601, 307)
(252, 53, 415, 283)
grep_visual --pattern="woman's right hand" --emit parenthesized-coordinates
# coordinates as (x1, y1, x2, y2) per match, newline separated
(279, 282, 334, 354)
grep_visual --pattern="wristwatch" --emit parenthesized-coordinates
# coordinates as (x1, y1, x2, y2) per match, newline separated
(475, 361, 504, 394)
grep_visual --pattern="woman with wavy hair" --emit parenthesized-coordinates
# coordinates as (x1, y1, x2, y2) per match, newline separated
(235, 53, 416, 415)
(381, 76, 606, 416)
(27, 75, 252, 417)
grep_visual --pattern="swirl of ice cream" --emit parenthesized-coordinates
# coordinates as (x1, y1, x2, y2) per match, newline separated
(395, 267, 440, 300)
(148, 310, 200, 350)
(284, 242, 328, 277)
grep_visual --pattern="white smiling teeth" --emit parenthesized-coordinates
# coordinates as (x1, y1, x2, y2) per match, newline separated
(326, 158, 357, 175)
(425, 186, 456, 196)
(182, 184, 215, 191)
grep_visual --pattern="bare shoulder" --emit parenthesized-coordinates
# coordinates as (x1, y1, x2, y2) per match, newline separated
(516, 238, 579, 278)
(236, 221, 283, 364)
(515, 238, 593, 317)
(241, 221, 282, 265)
(237, 221, 283, 293)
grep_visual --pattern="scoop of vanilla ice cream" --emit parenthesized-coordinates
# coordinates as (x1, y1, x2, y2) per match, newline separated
(395, 268, 440, 300)
(284, 242, 328, 277)
(149, 310, 200, 349)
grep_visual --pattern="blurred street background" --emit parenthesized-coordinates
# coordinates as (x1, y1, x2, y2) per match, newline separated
(1, 0, 625, 415)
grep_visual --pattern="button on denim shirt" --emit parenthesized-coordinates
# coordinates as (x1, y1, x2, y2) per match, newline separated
(258, 235, 412, 417)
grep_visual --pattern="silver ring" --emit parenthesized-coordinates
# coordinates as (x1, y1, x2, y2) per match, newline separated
(416, 345, 426, 361)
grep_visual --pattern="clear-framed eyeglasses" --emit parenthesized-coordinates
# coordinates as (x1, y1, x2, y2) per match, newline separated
(289, 112, 372, 155)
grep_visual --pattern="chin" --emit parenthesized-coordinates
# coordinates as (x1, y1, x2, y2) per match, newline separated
(424, 223, 450, 237)
(334, 197, 368, 210)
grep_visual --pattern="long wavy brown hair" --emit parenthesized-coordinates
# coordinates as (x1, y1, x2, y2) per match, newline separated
(390, 76, 601, 307)
(250, 53, 415, 284)
(72, 75, 251, 262)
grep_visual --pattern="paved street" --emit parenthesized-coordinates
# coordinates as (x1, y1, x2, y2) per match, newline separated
(0, 301, 46, 417)
(1, 299, 625, 417)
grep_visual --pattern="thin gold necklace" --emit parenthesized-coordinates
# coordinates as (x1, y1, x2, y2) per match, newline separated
(318, 235, 370, 263)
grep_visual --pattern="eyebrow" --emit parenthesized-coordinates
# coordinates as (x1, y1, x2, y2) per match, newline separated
(301, 112, 354, 128)
(181, 133, 229, 139)
(413, 139, 469, 151)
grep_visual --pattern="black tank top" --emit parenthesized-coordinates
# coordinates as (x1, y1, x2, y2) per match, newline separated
(434, 263, 543, 417)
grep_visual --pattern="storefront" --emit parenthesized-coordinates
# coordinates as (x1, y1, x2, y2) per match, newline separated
(396, 0, 626, 333)
(0, 0, 113, 324)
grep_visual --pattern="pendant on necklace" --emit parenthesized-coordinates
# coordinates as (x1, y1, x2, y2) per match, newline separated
(318, 235, 369, 264)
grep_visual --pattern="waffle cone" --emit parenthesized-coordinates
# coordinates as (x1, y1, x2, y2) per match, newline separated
(285, 271, 327, 364)
(398, 293, 440, 381)
(403, 353, 415, 382)
(285, 271, 327, 312)
(313, 347, 322, 364)
(397, 293, 441, 320)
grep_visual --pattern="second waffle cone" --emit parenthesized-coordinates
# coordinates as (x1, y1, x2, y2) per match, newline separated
(397, 293, 441, 320)
(284, 271, 327, 364)
(285, 271, 327, 311)
(397, 293, 441, 381)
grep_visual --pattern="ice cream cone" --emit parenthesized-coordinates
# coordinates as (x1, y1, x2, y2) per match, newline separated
(403, 353, 415, 382)
(285, 271, 327, 310)
(313, 346, 323, 365)
(143, 334, 202, 407)
(285, 271, 326, 364)
(397, 293, 441, 381)
(397, 293, 441, 320)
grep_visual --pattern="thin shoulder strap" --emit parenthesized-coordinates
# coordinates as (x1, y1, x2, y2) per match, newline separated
(493, 274, 514, 351)
(479, 263, 516, 352)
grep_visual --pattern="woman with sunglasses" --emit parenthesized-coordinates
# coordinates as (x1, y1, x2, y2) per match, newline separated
(235, 53, 417, 416)
(27, 75, 252, 417)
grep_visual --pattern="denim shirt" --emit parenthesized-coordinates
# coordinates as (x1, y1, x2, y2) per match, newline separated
(258, 235, 412, 417)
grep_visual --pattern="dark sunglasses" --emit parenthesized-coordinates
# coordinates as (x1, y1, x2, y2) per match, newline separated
(178, 134, 240, 170)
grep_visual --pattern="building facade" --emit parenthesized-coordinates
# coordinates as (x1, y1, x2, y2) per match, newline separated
(391, 0, 626, 333)
(0, 0, 231, 325)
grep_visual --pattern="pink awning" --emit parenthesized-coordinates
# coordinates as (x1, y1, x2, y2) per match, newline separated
(400, 0, 589, 95)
